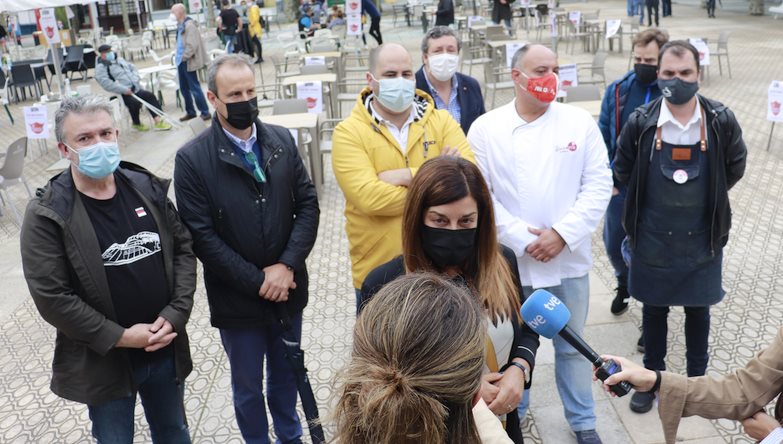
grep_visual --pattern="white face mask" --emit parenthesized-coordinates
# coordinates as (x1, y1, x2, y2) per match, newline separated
(427, 53, 460, 82)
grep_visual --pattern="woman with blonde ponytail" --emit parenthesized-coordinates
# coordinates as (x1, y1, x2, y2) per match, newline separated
(334, 273, 509, 443)
(359, 156, 539, 443)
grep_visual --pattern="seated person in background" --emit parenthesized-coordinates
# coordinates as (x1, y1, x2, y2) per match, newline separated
(94, 44, 172, 132)
(334, 272, 513, 444)
(596, 327, 783, 444)
(298, 6, 320, 37)
(328, 9, 346, 29)
(360, 156, 538, 443)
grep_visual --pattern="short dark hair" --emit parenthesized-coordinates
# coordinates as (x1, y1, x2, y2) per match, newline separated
(421, 26, 462, 53)
(632, 29, 669, 50)
(659, 40, 701, 72)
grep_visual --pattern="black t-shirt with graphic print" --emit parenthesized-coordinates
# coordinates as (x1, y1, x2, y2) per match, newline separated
(80, 173, 171, 359)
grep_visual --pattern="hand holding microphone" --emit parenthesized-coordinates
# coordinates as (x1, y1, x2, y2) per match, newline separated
(520, 289, 633, 397)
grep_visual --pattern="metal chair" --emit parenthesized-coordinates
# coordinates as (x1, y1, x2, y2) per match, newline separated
(0, 71, 13, 124)
(299, 64, 330, 75)
(317, 118, 342, 183)
(576, 51, 607, 88)
(0, 137, 33, 224)
(9, 64, 41, 102)
(482, 61, 515, 109)
(62, 45, 88, 81)
(563, 84, 601, 102)
(711, 31, 731, 78)
(336, 78, 367, 118)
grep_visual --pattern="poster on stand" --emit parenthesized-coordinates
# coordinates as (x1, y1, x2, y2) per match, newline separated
(305, 56, 326, 65)
(768, 81, 783, 123)
(24, 106, 49, 139)
(568, 11, 582, 28)
(689, 38, 710, 66)
(606, 19, 621, 39)
(297, 81, 323, 114)
(39, 8, 60, 45)
(346, 13, 362, 36)
(505, 42, 525, 68)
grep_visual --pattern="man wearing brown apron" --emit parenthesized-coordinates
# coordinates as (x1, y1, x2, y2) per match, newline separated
(613, 40, 747, 414)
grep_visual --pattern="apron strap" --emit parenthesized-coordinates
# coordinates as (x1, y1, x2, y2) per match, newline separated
(655, 106, 709, 152)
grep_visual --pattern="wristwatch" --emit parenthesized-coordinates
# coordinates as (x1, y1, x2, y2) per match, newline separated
(503, 361, 530, 384)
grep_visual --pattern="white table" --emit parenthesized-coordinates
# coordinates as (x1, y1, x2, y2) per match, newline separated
(137, 64, 176, 98)
(260, 113, 324, 197)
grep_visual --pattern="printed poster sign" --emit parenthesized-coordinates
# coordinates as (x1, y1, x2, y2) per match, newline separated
(689, 38, 710, 66)
(548, 0, 556, 9)
(519, 0, 531, 8)
(24, 106, 49, 139)
(39, 8, 60, 45)
(568, 11, 581, 28)
(346, 12, 362, 36)
(606, 19, 621, 39)
(296, 81, 323, 114)
(505, 42, 525, 68)
(189, 0, 203, 12)
(467, 15, 483, 28)
(346, 0, 361, 13)
(769, 81, 783, 123)
(559, 63, 578, 90)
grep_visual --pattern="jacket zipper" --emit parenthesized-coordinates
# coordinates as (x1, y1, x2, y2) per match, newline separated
(708, 108, 723, 258)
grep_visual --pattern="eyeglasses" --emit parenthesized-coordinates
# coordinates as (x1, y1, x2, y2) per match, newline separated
(244, 151, 267, 183)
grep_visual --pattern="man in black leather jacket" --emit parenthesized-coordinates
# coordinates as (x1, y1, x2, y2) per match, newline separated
(174, 54, 319, 443)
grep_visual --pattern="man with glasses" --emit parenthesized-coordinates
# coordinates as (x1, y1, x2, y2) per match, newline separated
(21, 95, 196, 443)
(415, 26, 485, 134)
(174, 54, 319, 443)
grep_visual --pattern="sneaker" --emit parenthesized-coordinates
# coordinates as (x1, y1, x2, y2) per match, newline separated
(575, 429, 603, 444)
(637, 334, 645, 353)
(610, 287, 630, 315)
(154, 121, 172, 131)
(132, 123, 150, 131)
(629, 390, 655, 413)
(179, 114, 197, 122)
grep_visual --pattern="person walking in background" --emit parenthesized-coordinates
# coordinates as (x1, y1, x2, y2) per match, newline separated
(362, 0, 382, 45)
(661, 0, 672, 17)
(706, 0, 717, 18)
(646, 0, 659, 26)
(435, 0, 454, 26)
(613, 41, 747, 415)
(597, 28, 668, 320)
(217, 0, 242, 53)
(174, 54, 320, 444)
(468, 44, 612, 444)
(95, 43, 172, 132)
(21, 95, 196, 444)
(171, 3, 211, 122)
(415, 26, 485, 134)
(491, 0, 513, 34)
(335, 273, 512, 444)
(247, 0, 264, 63)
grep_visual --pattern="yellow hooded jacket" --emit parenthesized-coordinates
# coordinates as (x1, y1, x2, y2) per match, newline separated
(248, 4, 263, 38)
(333, 87, 475, 288)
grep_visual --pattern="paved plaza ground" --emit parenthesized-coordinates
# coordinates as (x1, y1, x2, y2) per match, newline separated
(0, 1, 782, 442)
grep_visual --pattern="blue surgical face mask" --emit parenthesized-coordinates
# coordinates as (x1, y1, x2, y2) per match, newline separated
(371, 74, 416, 113)
(66, 141, 121, 179)
(105, 52, 116, 62)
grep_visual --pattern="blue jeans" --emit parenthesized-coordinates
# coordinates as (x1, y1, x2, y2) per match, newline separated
(177, 62, 210, 118)
(636, 0, 645, 22)
(627, 0, 635, 15)
(642, 304, 710, 376)
(220, 312, 304, 444)
(517, 275, 596, 432)
(223, 34, 236, 53)
(88, 354, 190, 444)
(602, 187, 629, 289)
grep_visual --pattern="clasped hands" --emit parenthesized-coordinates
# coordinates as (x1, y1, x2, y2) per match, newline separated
(480, 361, 528, 416)
(526, 227, 566, 263)
(117, 316, 177, 352)
(259, 263, 296, 302)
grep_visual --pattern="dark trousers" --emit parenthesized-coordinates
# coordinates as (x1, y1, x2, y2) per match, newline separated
(219, 313, 304, 444)
(647, 2, 659, 26)
(661, 0, 671, 16)
(177, 62, 210, 118)
(369, 16, 382, 44)
(706, 0, 716, 16)
(642, 304, 710, 376)
(602, 188, 629, 289)
(251, 35, 263, 61)
(121, 89, 161, 125)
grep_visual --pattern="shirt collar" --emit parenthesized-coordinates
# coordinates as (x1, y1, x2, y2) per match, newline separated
(422, 67, 459, 99)
(222, 123, 257, 153)
(658, 98, 702, 131)
(364, 91, 426, 126)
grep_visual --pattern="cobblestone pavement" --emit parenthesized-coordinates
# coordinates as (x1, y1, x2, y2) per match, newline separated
(0, 1, 782, 442)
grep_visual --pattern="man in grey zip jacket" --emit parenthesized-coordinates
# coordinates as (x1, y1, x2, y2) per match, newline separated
(20, 95, 196, 443)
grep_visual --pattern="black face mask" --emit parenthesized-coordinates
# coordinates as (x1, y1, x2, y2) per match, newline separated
(657, 77, 699, 105)
(220, 96, 259, 130)
(634, 63, 658, 85)
(421, 226, 477, 268)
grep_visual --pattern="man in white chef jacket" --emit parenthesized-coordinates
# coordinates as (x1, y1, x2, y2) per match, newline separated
(468, 44, 612, 444)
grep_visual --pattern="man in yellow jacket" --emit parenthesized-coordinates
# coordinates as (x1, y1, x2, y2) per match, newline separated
(332, 43, 475, 309)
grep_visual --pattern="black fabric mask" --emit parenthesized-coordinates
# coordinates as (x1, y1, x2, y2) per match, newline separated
(657, 77, 699, 105)
(634, 63, 658, 85)
(422, 226, 477, 268)
(221, 97, 259, 130)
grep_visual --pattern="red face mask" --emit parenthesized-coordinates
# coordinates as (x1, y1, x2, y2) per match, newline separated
(521, 72, 558, 103)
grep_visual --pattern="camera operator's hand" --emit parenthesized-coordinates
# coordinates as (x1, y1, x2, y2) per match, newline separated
(594, 355, 657, 394)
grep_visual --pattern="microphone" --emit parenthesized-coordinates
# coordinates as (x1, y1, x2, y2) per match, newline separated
(521, 289, 633, 397)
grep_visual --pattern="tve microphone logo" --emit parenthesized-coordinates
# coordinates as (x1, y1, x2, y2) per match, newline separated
(520, 289, 571, 339)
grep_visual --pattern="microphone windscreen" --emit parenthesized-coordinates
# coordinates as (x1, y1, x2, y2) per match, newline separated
(520, 289, 571, 339)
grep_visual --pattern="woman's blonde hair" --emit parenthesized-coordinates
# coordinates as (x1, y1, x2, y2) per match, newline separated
(332, 273, 485, 444)
(402, 156, 521, 323)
